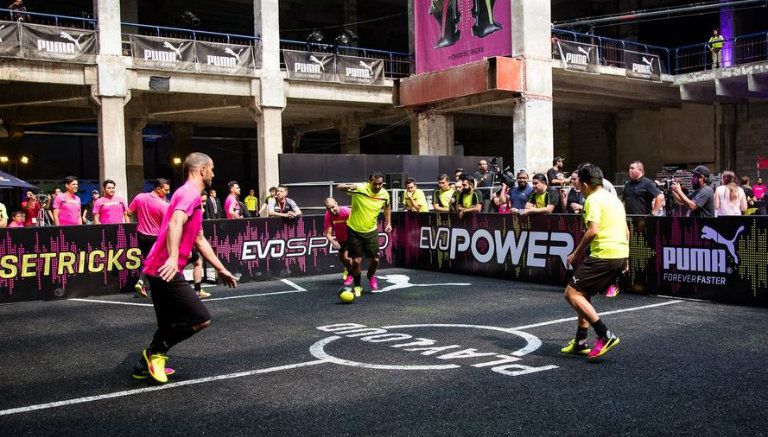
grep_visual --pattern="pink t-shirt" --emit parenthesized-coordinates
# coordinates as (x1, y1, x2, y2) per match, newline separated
(53, 192, 82, 226)
(143, 181, 204, 277)
(129, 192, 169, 236)
(93, 195, 127, 224)
(753, 184, 766, 200)
(324, 206, 350, 242)
(7, 221, 24, 228)
(224, 194, 240, 219)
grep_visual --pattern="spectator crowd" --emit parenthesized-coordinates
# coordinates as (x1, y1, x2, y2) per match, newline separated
(0, 158, 765, 230)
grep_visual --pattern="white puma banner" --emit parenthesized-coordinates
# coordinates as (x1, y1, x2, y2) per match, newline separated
(20, 22, 96, 63)
(624, 50, 661, 82)
(556, 40, 599, 74)
(283, 49, 337, 82)
(130, 35, 196, 72)
(195, 40, 256, 75)
(337, 54, 384, 85)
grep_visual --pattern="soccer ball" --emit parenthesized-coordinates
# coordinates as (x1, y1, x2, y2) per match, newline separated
(338, 288, 355, 304)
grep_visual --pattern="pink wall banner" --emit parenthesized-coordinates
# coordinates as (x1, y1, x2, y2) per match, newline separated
(414, 0, 511, 74)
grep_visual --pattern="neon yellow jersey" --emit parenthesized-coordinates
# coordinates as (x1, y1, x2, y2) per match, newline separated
(433, 188, 455, 208)
(244, 195, 258, 211)
(403, 189, 428, 212)
(347, 182, 390, 233)
(583, 188, 629, 259)
(709, 35, 724, 49)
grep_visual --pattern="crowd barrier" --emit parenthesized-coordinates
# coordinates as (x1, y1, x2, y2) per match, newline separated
(1, 214, 765, 307)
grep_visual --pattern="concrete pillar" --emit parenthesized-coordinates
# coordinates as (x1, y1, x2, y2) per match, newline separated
(511, 0, 553, 174)
(254, 0, 285, 202)
(126, 118, 147, 199)
(410, 113, 454, 156)
(257, 108, 282, 203)
(94, 0, 128, 196)
(340, 117, 361, 154)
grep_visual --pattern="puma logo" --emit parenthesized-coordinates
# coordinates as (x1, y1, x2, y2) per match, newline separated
(59, 31, 85, 50)
(358, 60, 375, 75)
(701, 225, 744, 263)
(162, 41, 184, 59)
(309, 55, 332, 71)
(224, 47, 244, 63)
(577, 46, 592, 57)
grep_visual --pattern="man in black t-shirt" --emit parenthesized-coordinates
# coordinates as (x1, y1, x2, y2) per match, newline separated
(547, 157, 567, 187)
(622, 161, 664, 215)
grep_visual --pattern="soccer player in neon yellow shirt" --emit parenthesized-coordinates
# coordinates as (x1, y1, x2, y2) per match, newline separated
(337, 172, 392, 296)
(562, 164, 628, 361)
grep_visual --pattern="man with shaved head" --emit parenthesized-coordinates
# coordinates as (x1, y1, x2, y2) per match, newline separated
(132, 152, 239, 384)
(324, 197, 353, 286)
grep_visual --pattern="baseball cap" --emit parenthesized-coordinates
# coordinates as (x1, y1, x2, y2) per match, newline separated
(692, 165, 710, 178)
(91, 190, 99, 195)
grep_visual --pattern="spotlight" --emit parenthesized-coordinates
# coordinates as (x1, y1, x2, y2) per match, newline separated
(306, 29, 324, 44)
(335, 29, 358, 46)
(179, 10, 200, 28)
(172, 157, 182, 166)
(0, 156, 8, 163)
(20, 156, 29, 164)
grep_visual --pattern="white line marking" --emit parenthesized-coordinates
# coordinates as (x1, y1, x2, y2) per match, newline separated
(69, 278, 309, 306)
(309, 336, 459, 370)
(510, 300, 683, 331)
(280, 278, 307, 292)
(68, 298, 152, 307)
(0, 360, 327, 417)
(203, 289, 304, 301)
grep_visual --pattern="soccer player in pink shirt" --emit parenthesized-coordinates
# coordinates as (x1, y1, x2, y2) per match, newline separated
(93, 179, 128, 224)
(133, 153, 238, 384)
(126, 178, 170, 298)
(53, 176, 82, 226)
(224, 180, 242, 219)
(324, 197, 353, 286)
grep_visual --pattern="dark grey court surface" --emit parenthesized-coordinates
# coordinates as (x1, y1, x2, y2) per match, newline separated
(1, 268, 767, 436)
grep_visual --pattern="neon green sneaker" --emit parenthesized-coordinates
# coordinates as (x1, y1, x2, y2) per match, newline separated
(561, 339, 591, 356)
(134, 281, 148, 298)
(342, 268, 349, 281)
(353, 286, 362, 298)
(142, 349, 169, 384)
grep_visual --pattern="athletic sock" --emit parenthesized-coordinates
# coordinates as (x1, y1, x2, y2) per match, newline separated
(575, 327, 589, 345)
(591, 319, 609, 339)
(136, 279, 144, 286)
(194, 281, 202, 292)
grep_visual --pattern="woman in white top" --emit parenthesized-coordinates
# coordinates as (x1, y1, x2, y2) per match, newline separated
(714, 170, 747, 216)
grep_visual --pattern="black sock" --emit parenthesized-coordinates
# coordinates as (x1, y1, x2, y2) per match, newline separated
(194, 281, 202, 292)
(576, 326, 589, 344)
(591, 319, 609, 339)
(353, 275, 361, 287)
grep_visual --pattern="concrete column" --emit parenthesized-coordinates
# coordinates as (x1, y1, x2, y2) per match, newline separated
(340, 117, 361, 154)
(98, 97, 128, 191)
(511, 0, 553, 174)
(410, 113, 454, 156)
(254, 0, 285, 203)
(257, 108, 282, 204)
(94, 0, 128, 196)
(126, 118, 147, 199)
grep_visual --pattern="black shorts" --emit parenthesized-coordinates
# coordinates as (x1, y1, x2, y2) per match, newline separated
(148, 273, 211, 329)
(569, 256, 626, 295)
(137, 233, 157, 257)
(347, 228, 379, 259)
(338, 240, 349, 254)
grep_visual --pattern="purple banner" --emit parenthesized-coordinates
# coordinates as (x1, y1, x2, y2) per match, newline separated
(414, 0, 511, 74)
